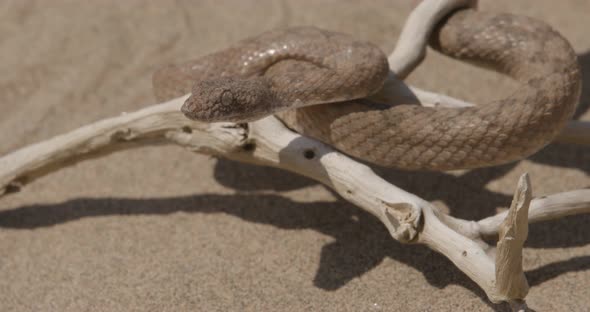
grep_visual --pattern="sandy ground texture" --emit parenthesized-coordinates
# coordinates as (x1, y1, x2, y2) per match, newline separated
(1, 0, 589, 311)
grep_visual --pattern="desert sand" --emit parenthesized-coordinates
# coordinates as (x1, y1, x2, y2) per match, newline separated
(0, 1, 588, 311)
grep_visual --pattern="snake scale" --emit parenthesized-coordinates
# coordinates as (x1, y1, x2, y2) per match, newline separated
(153, 9, 581, 170)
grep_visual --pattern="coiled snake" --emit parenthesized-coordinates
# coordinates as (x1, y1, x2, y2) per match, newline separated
(153, 9, 581, 170)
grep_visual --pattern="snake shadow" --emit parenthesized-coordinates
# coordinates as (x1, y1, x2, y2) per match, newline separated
(572, 51, 590, 119)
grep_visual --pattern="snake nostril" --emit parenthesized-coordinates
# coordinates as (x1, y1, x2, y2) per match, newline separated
(303, 149, 315, 159)
(243, 142, 256, 152)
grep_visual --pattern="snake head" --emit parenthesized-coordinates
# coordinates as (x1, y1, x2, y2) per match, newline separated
(181, 77, 275, 123)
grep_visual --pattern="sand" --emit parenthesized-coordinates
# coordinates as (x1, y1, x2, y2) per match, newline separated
(0, 1, 588, 311)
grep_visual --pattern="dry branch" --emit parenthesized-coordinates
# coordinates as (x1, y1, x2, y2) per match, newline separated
(495, 174, 531, 301)
(478, 188, 590, 236)
(388, 0, 477, 78)
(1, 0, 589, 310)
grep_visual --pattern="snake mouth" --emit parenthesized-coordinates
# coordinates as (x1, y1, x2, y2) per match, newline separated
(180, 99, 203, 121)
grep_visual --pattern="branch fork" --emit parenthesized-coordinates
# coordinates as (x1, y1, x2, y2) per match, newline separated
(1, 0, 589, 310)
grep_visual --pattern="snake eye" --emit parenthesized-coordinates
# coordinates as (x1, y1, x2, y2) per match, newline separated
(221, 90, 234, 106)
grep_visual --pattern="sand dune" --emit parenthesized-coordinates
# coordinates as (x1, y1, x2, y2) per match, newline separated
(1, 1, 589, 311)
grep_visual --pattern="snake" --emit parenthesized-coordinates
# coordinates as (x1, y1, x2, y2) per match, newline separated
(153, 9, 581, 170)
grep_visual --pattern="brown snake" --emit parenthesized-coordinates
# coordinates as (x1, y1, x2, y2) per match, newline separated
(153, 9, 581, 170)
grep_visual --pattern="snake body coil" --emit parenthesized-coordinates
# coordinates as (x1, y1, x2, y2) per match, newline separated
(153, 9, 581, 170)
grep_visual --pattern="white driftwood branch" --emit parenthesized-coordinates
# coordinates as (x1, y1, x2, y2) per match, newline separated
(0, 95, 193, 195)
(0, 0, 588, 310)
(0, 97, 422, 241)
(2, 92, 587, 305)
(389, 0, 477, 78)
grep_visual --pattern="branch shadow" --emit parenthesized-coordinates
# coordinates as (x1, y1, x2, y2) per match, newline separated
(1, 190, 585, 311)
(527, 214, 590, 248)
(0, 193, 498, 308)
(526, 255, 590, 287)
(214, 158, 316, 191)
